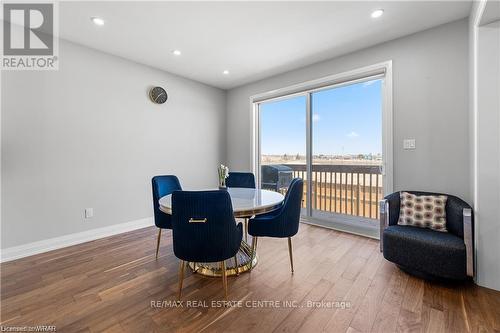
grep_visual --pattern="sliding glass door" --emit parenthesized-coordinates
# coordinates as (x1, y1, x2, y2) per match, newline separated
(255, 66, 390, 231)
(311, 79, 383, 223)
(258, 95, 308, 213)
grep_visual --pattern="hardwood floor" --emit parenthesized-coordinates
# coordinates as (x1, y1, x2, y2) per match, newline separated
(1, 223, 499, 332)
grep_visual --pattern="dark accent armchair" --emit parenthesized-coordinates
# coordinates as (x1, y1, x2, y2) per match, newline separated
(380, 191, 474, 280)
(248, 178, 303, 273)
(171, 190, 243, 300)
(151, 175, 182, 258)
(226, 172, 256, 189)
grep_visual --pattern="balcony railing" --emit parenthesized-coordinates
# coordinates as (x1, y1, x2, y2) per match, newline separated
(285, 164, 383, 219)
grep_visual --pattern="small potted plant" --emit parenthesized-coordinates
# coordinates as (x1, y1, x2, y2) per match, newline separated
(218, 164, 229, 190)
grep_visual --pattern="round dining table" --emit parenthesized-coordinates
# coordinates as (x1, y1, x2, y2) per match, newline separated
(159, 187, 284, 277)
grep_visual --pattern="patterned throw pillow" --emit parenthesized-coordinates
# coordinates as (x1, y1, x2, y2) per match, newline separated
(397, 192, 448, 232)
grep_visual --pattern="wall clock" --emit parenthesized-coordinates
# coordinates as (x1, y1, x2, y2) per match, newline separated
(149, 86, 168, 104)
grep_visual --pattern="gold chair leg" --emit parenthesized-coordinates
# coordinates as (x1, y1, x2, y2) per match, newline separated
(288, 237, 294, 274)
(251, 236, 258, 269)
(234, 255, 239, 275)
(177, 260, 185, 301)
(221, 261, 228, 301)
(252, 236, 258, 254)
(155, 229, 162, 259)
(244, 218, 248, 242)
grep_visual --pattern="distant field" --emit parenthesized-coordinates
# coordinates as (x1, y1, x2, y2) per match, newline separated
(261, 155, 382, 166)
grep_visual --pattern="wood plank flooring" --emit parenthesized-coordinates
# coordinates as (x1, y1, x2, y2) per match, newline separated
(1, 223, 499, 333)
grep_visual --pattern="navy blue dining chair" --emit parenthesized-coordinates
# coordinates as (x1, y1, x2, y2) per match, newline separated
(226, 171, 255, 242)
(151, 175, 182, 259)
(171, 190, 243, 300)
(226, 172, 256, 189)
(248, 178, 304, 273)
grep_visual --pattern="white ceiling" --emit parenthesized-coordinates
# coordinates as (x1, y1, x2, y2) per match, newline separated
(59, 1, 472, 89)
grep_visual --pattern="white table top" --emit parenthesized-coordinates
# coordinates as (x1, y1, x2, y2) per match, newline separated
(159, 187, 285, 218)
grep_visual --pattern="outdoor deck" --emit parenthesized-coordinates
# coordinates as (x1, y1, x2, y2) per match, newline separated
(279, 164, 383, 219)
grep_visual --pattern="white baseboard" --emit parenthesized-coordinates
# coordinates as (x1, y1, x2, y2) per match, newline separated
(0, 217, 154, 263)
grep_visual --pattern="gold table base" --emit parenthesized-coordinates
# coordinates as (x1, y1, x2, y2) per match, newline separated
(188, 238, 257, 277)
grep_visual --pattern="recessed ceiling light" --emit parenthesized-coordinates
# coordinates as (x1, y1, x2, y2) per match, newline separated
(172, 50, 181, 56)
(91, 17, 105, 26)
(371, 9, 384, 18)
(223, 70, 229, 75)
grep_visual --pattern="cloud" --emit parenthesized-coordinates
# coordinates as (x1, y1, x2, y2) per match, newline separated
(362, 80, 376, 87)
(347, 131, 359, 138)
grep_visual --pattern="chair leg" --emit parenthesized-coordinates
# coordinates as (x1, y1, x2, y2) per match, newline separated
(221, 261, 228, 301)
(155, 229, 162, 259)
(288, 237, 294, 274)
(244, 218, 248, 242)
(192, 262, 197, 273)
(251, 236, 258, 269)
(177, 260, 185, 301)
(234, 255, 239, 275)
(251, 236, 258, 253)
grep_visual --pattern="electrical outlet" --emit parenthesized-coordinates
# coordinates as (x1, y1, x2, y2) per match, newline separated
(84, 208, 93, 219)
(403, 139, 416, 150)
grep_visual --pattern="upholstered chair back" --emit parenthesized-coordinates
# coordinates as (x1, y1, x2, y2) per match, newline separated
(151, 175, 182, 229)
(226, 172, 256, 189)
(248, 178, 304, 238)
(384, 191, 473, 238)
(171, 190, 243, 263)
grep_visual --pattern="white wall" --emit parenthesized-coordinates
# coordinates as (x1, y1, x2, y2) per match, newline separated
(226, 19, 471, 203)
(1, 39, 226, 249)
(476, 20, 500, 291)
(470, 0, 500, 291)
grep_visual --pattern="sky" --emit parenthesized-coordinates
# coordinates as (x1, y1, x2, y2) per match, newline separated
(260, 79, 382, 156)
